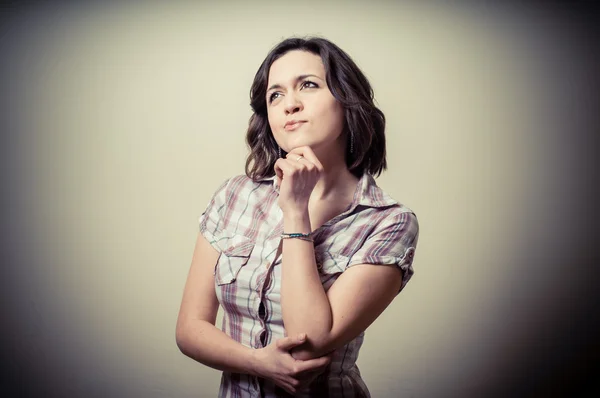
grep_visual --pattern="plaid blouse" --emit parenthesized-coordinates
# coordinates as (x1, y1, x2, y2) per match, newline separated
(199, 173, 419, 398)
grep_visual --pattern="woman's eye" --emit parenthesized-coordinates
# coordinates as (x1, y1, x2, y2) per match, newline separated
(301, 80, 318, 89)
(268, 92, 280, 103)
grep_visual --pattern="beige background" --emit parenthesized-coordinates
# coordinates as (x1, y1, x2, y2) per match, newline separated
(2, 1, 597, 397)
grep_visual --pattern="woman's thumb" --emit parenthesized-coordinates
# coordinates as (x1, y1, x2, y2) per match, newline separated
(276, 333, 306, 351)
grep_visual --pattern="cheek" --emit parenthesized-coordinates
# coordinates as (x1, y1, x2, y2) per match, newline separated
(316, 99, 344, 129)
(267, 110, 279, 132)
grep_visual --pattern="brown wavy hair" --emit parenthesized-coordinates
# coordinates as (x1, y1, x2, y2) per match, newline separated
(245, 37, 387, 181)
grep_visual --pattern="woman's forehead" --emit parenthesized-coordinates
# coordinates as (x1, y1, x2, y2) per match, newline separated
(267, 50, 325, 84)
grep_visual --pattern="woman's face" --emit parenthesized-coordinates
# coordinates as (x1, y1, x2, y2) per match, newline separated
(266, 50, 345, 158)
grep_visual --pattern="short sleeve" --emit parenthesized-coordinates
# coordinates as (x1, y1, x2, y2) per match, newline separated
(198, 178, 231, 252)
(348, 210, 419, 292)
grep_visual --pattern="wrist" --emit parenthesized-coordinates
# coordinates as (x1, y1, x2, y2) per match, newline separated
(283, 211, 311, 233)
(248, 348, 264, 377)
(282, 204, 308, 218)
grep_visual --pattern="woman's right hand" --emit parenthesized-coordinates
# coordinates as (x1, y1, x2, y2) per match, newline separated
(252, 333, 332, 395)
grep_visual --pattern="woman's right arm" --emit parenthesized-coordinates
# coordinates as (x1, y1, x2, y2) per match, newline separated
(175, 232, 331, 393)
(176, 232, 258, 374)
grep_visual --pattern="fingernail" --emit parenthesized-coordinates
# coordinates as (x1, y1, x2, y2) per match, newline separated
(299, 333, 306, 340)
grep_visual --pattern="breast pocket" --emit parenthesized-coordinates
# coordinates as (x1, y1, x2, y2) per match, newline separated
(214, 235, 254, 286)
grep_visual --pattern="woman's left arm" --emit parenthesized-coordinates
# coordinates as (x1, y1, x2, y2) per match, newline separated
(276, 147, 416, 361)
(281, 212, 404, 361)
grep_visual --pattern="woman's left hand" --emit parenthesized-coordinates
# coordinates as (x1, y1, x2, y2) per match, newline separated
(274, 146, 324, 215)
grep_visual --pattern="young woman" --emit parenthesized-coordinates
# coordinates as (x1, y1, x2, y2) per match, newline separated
(176, 37, 419, 397)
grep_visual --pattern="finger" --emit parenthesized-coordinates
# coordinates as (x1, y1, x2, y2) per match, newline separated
(275, 158, 300, 177)
(273, 161, 284, 188)
(296, 362, 329, 379)
(293, 355, 331, 373)
(298, 370, 322, 387)
(284, 154, 317, 176)
(286, 152, 306, 163)
(274, 159, 284, 179)
(285, 150, 311, 166)
(297, 151, 323, 172)
(278, 379, 298, 395)
(275, 333, 306, 351)
(288, 147, 323, 171)
(286, 147, 304, 156)
(275, 381, 294, 395)
(297, 368, 320, 380)
(274, 159, 294, 182)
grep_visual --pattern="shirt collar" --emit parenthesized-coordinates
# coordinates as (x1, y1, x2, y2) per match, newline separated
(264, 173, 396, 209)
(352, 173, 398, 209)
(262, 175, 279, 193)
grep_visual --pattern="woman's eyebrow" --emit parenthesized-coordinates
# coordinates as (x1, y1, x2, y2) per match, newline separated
(266, 74, 323, 93)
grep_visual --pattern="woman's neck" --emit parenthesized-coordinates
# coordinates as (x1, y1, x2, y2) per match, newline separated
(310, 158, 358, 203)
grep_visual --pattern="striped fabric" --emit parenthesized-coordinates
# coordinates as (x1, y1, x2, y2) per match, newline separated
(199, 173, 419, 398)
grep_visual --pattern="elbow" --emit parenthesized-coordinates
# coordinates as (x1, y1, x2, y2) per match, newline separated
(175, 320, 190, 355)
(291, 332, 334, 360)
(291, 348, 319, 361)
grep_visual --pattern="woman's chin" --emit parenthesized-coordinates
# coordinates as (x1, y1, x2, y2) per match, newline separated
(285, 138, 324, 151)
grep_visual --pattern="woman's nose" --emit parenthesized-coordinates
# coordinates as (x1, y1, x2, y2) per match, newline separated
(284, 94, 303, 115)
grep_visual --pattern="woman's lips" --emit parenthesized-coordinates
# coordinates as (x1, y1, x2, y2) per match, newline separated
(284, 121, 306, 131)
